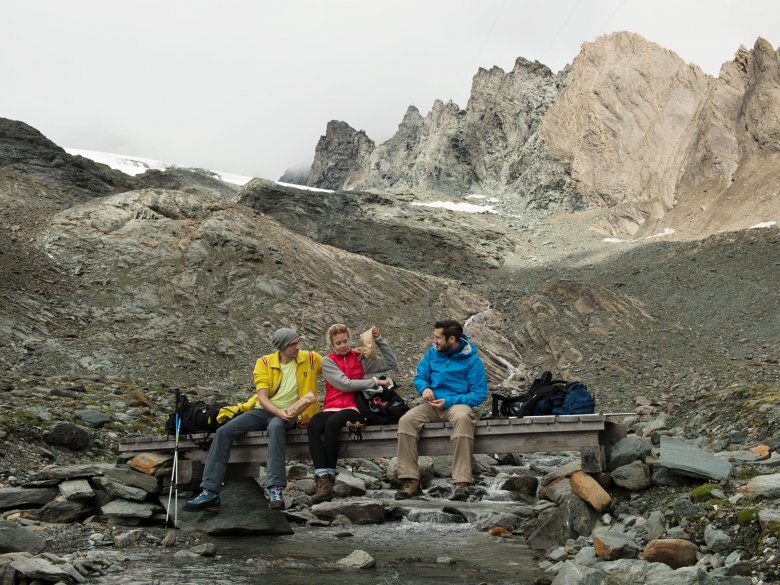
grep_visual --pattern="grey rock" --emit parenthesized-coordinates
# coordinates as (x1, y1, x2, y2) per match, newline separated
(58, 479, 94, 502)
(101, 499, 161, 519)
(169, 479, 291, 536)
(189, 543, 217, 557)
(174, 550, 201, 559)
(526, 494, 599, 551)
(102, 466, 160, 494)
(659, 436, 732, 482)
(651, 466, 690, 487)
(646, 510, 667, 541)
(10, 556, 75, 583)
(45, 422, 91, 450)
(592, 528, 640, 560)
(611, 461, 652, 491)
(335, 549, 375, 569)
(671, 498, 707, 522)
(498, 473, 538, 498)
(739, 472, 780, 498)
(608, 435, 651, 471)
(573, 546, 598, 566)
(0, 486, 58, 511)
(405, 509, 464, 524)
(75, 409, 112, 427)
(113, 530, 143, 548)
(551, 560, 604, 585)
(0, 520, 47, 554)
(93, 477, 149, 501)
(472, 512, 520, 532)
(35, 499, 94, 523)
(703, 524, 731, 553)
(33, 463, 115, 481)
(349, 459, 385, 480)
(311, 500, 385, 525)
(333, 473, 366, 497)
(544, 479, 574, 505)
(472, 453, 498, 474)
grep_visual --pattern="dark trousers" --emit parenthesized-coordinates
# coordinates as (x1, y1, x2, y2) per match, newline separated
(307, 409, 363, 470)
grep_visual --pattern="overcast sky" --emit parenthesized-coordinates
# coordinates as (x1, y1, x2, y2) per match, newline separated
(2, 1, 778, 180)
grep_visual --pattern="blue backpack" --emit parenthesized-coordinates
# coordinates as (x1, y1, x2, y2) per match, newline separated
(551, 381, 596, 415)
(489, 373, 596, 418)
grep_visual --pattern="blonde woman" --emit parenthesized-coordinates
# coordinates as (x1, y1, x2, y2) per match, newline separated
(307, 324, 397, 503)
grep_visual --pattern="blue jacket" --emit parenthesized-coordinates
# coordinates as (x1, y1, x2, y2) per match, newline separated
(414, 335, 488, 409)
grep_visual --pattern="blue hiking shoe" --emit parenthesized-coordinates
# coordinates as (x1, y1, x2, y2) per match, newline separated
(267, 485, 285, 510)
(184, 490, 220, 512)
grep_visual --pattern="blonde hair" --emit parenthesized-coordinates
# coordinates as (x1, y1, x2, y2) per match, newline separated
(326, 323, 352, 351)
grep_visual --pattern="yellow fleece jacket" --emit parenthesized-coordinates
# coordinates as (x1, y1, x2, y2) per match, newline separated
(253, 349, 322, 427)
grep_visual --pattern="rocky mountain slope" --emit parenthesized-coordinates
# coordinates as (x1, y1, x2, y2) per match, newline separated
(302, 33, 779, 239)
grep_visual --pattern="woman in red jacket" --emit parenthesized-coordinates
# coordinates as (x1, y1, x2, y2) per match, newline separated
(307, 324, 397, 503)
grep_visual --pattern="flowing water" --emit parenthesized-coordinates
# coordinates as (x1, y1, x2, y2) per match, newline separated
(95, 519, 541, 585)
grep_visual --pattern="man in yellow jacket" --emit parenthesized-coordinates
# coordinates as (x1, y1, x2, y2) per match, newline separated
(185, 328, 322, 512)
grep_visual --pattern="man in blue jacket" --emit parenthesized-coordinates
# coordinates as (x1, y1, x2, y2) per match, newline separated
(395, 319, 488, 501)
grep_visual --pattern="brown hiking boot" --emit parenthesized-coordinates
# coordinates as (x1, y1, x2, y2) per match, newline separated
(394, 478, 422, 500)
(450, 482, 471, 501)
(311, 474, 335, 504)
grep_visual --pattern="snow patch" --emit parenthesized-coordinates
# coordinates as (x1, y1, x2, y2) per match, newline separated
(749, 220, 776, 229)
(65, 148, 254, 186)
(466, 193, 500, 203)
(411, 201, 496, 213)
(277, 181, 334, 193)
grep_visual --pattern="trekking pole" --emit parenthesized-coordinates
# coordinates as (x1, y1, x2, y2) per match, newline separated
(165, 389, 181, 528)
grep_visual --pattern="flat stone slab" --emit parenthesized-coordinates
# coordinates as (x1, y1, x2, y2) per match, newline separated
(0, 487, 58, 511)
(0, 520, 47, 554)
(658, 436, 732, 482)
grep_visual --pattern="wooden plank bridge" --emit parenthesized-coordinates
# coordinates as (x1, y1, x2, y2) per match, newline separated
(119, 415, 626, 483)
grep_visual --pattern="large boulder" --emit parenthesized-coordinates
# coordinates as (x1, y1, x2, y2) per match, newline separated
(166, 479, 292, 535)
(0, 521, 46, 554)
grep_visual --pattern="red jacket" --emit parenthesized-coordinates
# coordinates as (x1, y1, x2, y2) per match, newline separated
(323, 350, 365, 410)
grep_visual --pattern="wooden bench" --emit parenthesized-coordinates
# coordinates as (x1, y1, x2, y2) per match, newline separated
(119, 415, 626, 483)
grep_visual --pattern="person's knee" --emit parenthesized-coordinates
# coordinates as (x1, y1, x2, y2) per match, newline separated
(267, 418, 287, 436)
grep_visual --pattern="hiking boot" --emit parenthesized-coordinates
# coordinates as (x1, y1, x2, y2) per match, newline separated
(267, 485, 285, 510)
(394, 478, 422, 500)
(450, 482, 471, 501)
(311, 474, 335, 504)
(183, 490, 220, 512)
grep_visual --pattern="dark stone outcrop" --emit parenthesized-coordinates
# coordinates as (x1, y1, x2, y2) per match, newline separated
(0, 117, 139, 199)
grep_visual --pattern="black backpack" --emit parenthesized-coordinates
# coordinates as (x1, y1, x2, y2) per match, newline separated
(490, 372, 595, 418)
(355, 379, 409, 426)
(165, 393, 229, 435)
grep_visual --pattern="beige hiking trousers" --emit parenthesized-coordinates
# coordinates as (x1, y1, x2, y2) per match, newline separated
(396, 402, 476, 484)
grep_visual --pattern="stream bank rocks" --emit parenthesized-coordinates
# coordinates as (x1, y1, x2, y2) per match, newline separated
(2, 414, 780, 584)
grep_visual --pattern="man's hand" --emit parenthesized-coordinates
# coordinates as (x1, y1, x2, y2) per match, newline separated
(377, 378, 391, 388)
(421, 388, 434, 402)
(429, 398, 445, 410)
(276, 409, 295, 422)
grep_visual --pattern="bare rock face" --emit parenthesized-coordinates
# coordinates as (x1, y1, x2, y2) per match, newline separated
(315, 59, 570, 205)
(135, 167, 240, 198)
(303, 33, 779, 238)
(464, 58, 575, 208)
(33, 187, 496, 386)
(666, 37, 780, 236)
(542, 32, 711, 231)
(307, 120, 375, 190)
(0, 117, 139, 200)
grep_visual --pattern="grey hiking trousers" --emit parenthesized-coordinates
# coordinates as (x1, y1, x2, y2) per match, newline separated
(200, 409, 296, 492)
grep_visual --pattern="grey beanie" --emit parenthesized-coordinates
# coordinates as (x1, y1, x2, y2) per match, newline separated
(272, 327, 299, 351)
